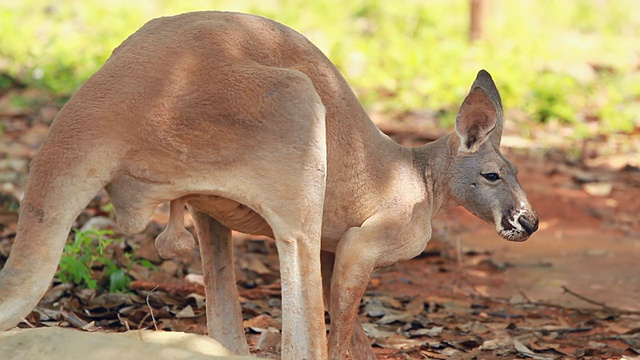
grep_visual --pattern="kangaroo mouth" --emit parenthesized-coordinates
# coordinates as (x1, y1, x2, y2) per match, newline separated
(499, 227, 532, 242)
(496, 209, 538, 242)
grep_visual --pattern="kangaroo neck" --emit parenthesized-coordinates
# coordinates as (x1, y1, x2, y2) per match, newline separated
(411, 134, 458, 218)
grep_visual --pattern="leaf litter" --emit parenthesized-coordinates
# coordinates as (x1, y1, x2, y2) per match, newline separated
(5, 219, 638, 359)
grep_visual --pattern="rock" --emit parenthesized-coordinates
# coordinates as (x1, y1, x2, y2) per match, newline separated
(0, 327, 258, 360)
(582, 182, 613, 197)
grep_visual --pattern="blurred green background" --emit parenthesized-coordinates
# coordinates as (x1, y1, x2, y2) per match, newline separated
(1, 0, 639, 140)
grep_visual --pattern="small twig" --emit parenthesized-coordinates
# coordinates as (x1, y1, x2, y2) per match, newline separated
(518, 289, 533, 303)
(561, 285, 610, 308)
(473, 290, 640, 316)
(485, 311, 525, 319)
(553, 327, 593, 334)
(20, 317, 36, 328)
(137, 312, 151, 331)
(145, 286, 159, 331)
(455, 235, 462, 265)
(117, 313, 131, 331)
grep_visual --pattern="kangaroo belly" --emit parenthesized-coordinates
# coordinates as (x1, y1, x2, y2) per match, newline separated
(187, 196, 273, 237)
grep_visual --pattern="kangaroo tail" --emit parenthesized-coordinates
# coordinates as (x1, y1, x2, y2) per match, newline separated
(0, 122, 116, 330)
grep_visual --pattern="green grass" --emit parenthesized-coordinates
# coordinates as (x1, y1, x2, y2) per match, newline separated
(57, 228, 154, 293)
(1, 0, 639, 138)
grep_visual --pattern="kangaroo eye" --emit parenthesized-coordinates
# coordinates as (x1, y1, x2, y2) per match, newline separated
(482, 172, 500, 182)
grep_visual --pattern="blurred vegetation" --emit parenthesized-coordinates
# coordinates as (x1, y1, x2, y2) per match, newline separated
(1, 0, 639, 138)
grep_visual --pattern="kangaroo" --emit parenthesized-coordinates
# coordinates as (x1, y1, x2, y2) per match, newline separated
(0, 11, 538, 360)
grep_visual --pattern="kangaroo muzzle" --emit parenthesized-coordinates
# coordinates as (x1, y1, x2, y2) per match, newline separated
(497, 207, 538, 242)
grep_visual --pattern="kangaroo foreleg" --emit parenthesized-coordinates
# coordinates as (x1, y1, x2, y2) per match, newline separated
(321, 251, 376, 360)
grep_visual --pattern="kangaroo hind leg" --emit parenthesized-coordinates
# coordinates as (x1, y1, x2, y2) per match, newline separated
(191, 209, 248, 354)
(263, 80, 328, 360)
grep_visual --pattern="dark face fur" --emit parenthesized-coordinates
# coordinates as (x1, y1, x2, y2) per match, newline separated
(451, 70, 538, 242)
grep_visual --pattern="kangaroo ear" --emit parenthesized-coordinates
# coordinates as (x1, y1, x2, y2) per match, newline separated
(455, 70, 504, 152)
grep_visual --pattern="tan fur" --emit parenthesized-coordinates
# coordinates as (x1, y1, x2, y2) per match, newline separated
(0, 11, 538, 360)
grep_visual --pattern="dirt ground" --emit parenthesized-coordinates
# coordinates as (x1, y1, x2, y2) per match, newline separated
(0, 91, 639, 359)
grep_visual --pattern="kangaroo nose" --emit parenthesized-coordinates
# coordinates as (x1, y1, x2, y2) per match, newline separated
(518, 215, 539, 235)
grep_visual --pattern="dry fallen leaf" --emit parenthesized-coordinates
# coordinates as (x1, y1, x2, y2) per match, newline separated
(40, 283, 73, 304)
(363, 298, 395, 318)
(81, 321, 101, 332)
(256, 330, 281, 352)
(409, 326, 443, 337)
(243, 314, 281, 332)
(174, 305, 196, 318)
(404, 297, 424, 316)
(513, 338, 561, 360)
(420, 349, 448, 359)
(185, 293, 206, 309)
(90, 293, 133, 309)
(240, 256, 273, 275)
(480, 336, 512, 351)
(513, 338, 535, 355)
(374, 334, 424, 349)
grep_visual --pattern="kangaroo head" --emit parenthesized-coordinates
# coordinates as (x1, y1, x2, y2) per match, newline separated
(449, 70, 538, 242)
